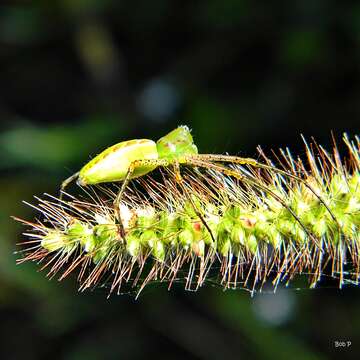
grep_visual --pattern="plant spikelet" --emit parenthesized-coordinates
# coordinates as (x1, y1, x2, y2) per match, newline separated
(14, 134, 360, 297)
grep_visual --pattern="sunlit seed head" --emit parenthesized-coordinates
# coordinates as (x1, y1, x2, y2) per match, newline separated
(41, 230, 68, 252)
(14, 133, 360, 296)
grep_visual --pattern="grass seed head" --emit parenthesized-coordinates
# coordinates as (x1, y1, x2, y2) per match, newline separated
(15, 134, 360, 297)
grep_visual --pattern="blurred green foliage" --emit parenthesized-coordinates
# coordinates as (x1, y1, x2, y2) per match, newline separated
(0, 117, 123, 170)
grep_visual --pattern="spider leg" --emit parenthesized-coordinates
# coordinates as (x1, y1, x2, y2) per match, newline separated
(191, 153, 339, 229)
(114, 166, 135, 238)
(171, 161, 216, 289)
(114, 158, 168, 238)
(60, 171, 80, 200)
(172, 162, 216, 244)
(193, 154, 259, 167)
(182, 156, 322, 249)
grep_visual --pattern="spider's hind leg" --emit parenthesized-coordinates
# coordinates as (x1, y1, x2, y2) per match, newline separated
(60, 171, 80, 200)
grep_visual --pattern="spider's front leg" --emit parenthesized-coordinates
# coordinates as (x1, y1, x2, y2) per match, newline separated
(189, 154, 338, 229)
(190, 154, 259, 167)
(182, 156, 323, 249)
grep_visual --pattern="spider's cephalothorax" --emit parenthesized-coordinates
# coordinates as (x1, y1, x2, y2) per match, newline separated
(156, 125, 198, 160)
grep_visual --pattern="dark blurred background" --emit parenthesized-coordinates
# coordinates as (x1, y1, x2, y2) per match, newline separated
(1, 1, 359, 359)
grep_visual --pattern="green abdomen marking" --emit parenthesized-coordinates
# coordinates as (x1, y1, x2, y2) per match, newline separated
(79, 139, 158, 185)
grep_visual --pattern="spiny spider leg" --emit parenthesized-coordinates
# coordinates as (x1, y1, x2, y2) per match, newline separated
(191, 153, 339, 229)
(181, 156, 322, 249)
(61, 171, 80, 190)
(60, 171, 80, 200)
(171, 162, 216, 244)
(114, 158, 169, 238)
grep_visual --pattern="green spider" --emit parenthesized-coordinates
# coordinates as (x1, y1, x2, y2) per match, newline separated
(61, 125, 335, 241)
(61, 125, 260, 187)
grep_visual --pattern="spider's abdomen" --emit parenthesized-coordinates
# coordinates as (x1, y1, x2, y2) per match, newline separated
(78, 139, 158, 185)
